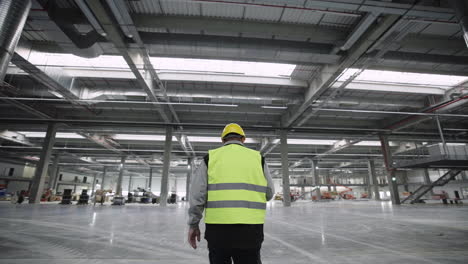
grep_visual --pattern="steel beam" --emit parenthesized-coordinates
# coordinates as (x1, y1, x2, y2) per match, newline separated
(29, 123, 57, 204)
(160, 126, 173, 207)
(281, 15, 401, 127)
(12, 40, 93, 109)
(85, 0, 171, 121)
(135, 15, 347, 44)
(280, 130, 291, 207)
(379, 135, 400, 205)
(85, 0, 196, 158)
(177, 0, 455, 20)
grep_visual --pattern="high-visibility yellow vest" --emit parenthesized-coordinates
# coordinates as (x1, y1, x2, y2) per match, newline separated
(205, 143, 267, 224)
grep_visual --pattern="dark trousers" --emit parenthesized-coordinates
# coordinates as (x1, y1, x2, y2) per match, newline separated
(208, 247, 262, 264)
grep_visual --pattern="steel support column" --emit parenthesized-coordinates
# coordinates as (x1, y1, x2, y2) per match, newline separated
(186, 158, 193, 201)
(280, 130, 291, 207)
(160, 126, 173, 207)
(91, 174, 96, 196)
(29, 123, 58, 204)
(149, 167, 153, 191)
(128, 175, 133, 193)
(101, 166, 107, 190)
(379, 135, 400, 205)
(311, 160, 321, 200)
(47, 155, 60, 190)
(367, 160, 380, 200)
(52, 166, 61, 193)
(115, 156, 126, 196)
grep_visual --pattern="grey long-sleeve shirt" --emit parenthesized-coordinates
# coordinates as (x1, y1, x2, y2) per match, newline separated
(188, 141, 275, 228)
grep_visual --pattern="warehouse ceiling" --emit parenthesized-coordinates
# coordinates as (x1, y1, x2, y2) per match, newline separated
(1, 0, 468, 179)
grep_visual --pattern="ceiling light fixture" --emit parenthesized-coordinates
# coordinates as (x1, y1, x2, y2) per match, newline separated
(261, 106, 288, 109)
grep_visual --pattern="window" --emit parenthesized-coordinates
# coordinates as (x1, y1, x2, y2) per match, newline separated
(59, 174, 63, 181)
(8, 168, 14, 176)
(83, 177, 87, 183)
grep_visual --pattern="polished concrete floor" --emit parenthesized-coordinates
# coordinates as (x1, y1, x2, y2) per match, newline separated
(0, 200, 467, 264)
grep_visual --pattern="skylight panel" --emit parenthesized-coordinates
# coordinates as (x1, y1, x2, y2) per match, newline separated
(151, 57, 296, 77)
(24, 53, 296, 77)
(28, 53, 127, 69)
(287, 139, 336, 145)
(338, 68, 468, 88)
(113, 134, 169, 141)
(18, 132, 84, 139)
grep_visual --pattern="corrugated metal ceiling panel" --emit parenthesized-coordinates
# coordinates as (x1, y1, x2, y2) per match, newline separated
(280, 9, 323, 24)
(420, 23, 461, 36)
(200, 2, 244, 19)
(127, 0, 163, 15)
(55, 0, 77, 8)
(160, 0, 202, 16)
(319, 13, 359, 28)
(243, 6, 283, 22)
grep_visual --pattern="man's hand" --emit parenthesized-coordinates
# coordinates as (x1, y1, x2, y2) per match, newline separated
(188, 227, 201, 249)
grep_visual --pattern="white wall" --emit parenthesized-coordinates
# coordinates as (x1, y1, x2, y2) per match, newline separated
(0, 161, 34, 194)
(0, 161, 26, 178)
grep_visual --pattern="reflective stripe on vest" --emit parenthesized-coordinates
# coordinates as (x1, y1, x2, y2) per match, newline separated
(205, 144, 267, 224)
(207, 201, 266, 210)
(208, 183, 267, 193)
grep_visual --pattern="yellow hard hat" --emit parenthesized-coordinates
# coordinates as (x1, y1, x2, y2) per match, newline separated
(221, 123, 245, 139)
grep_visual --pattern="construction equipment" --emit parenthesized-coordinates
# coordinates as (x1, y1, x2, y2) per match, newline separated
(94, 189, 111, 205)
(401, 170, 462, 204)
(40, 189, 53, 202)
(296, 187, 320, 200)
(60, 189, 73, 204)
(77, 190, 89, 205)
(321, 191, 333, 199)
(328, 179, 355, 200)
(112, 196, 125, 205)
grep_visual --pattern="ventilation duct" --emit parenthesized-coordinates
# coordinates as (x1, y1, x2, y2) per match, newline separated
(35, 0, 104, 58)
(0, 0, 31, 81)
(450, 0, 468, 48)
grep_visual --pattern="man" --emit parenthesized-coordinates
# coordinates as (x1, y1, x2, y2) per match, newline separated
(188, 123, 275, 264)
